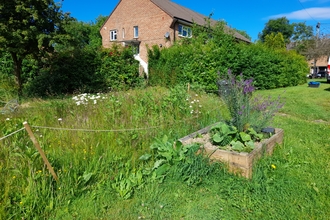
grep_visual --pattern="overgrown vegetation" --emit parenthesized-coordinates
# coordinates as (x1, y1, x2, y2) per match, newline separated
(148, 21, 308, 91)
(23, 45, 142, 97)
(1, 2, 329, 219)
(1, 81, 330, 219)
(0, 45, 141, 98)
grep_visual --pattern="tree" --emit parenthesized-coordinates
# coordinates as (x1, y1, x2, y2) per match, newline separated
(292, 22, 313, 41)
(0, 0, 71, 96)
(290, 22, 314, 54)
(54, 19, 92, 52)
(264, 32, 286, 49)
(88, 15, 108, 48)
(259, 17, 294, 44)
(303, 34, 330, 77)
(53, 15, 107, 52)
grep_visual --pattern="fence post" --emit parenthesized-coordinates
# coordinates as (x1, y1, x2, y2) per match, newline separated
(23, 122, 59, 182)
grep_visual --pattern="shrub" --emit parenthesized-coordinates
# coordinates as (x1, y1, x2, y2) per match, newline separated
(148, 22, 308, 91)
(0, 51, 17, 101)
(98, 45, 143, 91)
(24, 48, 104, 96)
(24, 45, 143, 97)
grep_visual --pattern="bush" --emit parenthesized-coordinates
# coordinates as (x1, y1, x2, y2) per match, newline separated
(99, 45, 143, 91)
(0, 51, 17, 101)
(24, 45, 143, 97)
(24, 48, 104, 96)
(148, 22, 308, 91)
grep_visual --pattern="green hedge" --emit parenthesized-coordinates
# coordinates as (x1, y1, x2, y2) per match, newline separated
(22, 45, 142, 97)
(148, 26, 308, 91)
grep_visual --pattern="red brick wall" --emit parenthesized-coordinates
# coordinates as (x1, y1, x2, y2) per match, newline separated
(100, 0, 176, 62)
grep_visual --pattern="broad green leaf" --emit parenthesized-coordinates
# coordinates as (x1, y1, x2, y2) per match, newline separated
(174, 140, 183, 152)
(256, 133, 263, 140)
(211, 122, 222, 131)
(245, 140, 255, 149)
(153, 159, 165, 169)
(212, 133, 223, 143)
(220, 122, 231, 134)
(239, 132, 252, 142)
(159, 152, 173, 161)
(139, 154, 151, 161)
(231, 141, 244, 151)
(155, 164, 170, 176)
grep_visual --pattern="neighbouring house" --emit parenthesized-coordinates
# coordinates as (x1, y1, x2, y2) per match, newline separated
(100, 0, 251, 76)
(308, 56, 330, 75)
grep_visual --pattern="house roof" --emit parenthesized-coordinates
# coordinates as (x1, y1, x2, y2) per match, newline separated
(151, 0, 210, 26)
(151, 0, 251, 43)
(102, 0, 251, 43)
(309, 55, 329, 67)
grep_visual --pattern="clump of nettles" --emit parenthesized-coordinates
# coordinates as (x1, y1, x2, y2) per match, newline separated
(217, 69, 285, 133)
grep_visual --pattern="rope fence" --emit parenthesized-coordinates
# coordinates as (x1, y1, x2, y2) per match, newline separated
(0, 112, 214, 140)
(31, 125, 162, 132)
(0, 127, 25, 141)
(0, 106, 220, 182)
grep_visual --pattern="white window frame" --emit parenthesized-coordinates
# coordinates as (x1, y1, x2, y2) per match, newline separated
(133, 26, 139, 38)
(110, 30, 117, 41)
(178, 24, 192, 38)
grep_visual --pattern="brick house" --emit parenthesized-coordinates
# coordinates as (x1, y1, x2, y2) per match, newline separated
(100, 0, 251, 75)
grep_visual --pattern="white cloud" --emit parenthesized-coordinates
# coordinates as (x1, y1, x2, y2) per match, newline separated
(269, 7, 330, 20)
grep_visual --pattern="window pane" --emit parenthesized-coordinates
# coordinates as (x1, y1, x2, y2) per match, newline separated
(183, 27, 187, 37)
(134, 26, 138, 38)
(178, 24, 182, 36)
(110, 30, 117, 41)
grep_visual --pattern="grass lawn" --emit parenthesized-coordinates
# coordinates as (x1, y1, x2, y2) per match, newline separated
(1, 80, 330, 219)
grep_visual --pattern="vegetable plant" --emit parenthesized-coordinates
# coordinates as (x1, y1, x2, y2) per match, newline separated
(210, 122, 263, 152)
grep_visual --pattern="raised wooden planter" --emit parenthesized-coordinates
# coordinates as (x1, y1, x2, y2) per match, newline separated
(179, 125, 284, 178)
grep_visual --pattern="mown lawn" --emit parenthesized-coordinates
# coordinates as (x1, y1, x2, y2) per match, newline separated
(1, 80, 330, 219)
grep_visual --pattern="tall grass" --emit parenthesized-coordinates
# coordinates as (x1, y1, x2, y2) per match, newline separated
(1, 80, 330, 219)
(0, 85, 224, 219)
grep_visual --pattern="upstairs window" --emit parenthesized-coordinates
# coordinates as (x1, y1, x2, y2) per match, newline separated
(178, 24, 192, 38)
(110, 30, 117, 41)
(133, 26, 139, 38)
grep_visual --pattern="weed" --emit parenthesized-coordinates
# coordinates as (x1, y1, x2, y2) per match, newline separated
(0, 83, 329, 219)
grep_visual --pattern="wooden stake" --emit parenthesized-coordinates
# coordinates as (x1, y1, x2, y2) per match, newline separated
(187, 83, 190, 93)
(23, 122, 59, 182)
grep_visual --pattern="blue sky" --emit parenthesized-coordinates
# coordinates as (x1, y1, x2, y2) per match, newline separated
(60, 0, 330, 41)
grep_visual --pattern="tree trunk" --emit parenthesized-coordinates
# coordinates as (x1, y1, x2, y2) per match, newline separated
(10, 52, 23, 97)
(313, 58, 317, 79)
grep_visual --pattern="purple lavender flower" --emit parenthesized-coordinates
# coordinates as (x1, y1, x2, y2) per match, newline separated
(217, 69, 285, 132)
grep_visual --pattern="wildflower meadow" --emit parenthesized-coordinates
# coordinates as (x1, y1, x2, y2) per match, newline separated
(1, 81, 330, 219)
